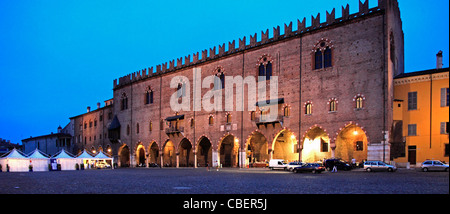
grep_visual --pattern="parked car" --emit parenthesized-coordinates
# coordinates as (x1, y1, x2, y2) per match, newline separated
(268, 159, 287, 170)
(287, 161, 305, 171)
(364, 161, 397, 172)
(96, 162, 111, 169)
(292, 163, 325, 174)
(420, 160, 449, 172)
(323, 158, 352, 171)
(148, 163, 160, 167)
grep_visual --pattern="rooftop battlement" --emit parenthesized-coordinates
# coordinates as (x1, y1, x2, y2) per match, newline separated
(113, 0, 396, 90)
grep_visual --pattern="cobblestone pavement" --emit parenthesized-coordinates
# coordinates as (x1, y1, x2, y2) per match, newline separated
(0, 168, 448, 194)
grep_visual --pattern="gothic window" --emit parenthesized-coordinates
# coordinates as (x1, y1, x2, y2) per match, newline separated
(145, 87, 154, 105)
(214, 66, 225, 90)
(313, 39, 333, 70)
(149, 121, 153, 132)
(136, 123, 140, 134)
(328, 98, 338, 112)
(226, 113, 232, 124)
(257, 55, 273, 80)
(283, 106, 290, 117)
(208, 116, 214, 125)
(177, 83, 186, 97)
(353, 94, 366, 109)
(121, 93, 128, 110)
(305, 102, 312, 115)
(250, 111, 256, 121)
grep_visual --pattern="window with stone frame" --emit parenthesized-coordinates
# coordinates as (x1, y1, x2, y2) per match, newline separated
(313, 39, 333, 70)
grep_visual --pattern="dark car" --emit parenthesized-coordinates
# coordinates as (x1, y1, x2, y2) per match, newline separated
(148, 163, 160, 167)
(292, 163, 325, 174)
(323, 158, 352, 171)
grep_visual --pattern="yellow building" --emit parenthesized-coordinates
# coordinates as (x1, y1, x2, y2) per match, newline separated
(393, 54, 449, 166)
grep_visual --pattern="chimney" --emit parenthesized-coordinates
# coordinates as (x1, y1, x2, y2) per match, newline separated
(97, 102, 101, 109)
(436, 50, 443, 69)
(87, 106, 91, 113)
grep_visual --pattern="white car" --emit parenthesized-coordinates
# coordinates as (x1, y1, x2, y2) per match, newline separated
(268, 159, 288, 170)
(364, 161, 397, 172)
(287, 161, 305, 171)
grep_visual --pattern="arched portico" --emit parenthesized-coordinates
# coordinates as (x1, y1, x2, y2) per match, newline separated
(245, 131, 269, 167)
(197, 136, 212, 167)
(272, 129, 298, 162)
(218, 134, 239, 167)
(334, 122, 369, 163)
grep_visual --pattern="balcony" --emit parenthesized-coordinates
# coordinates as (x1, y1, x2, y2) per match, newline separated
(255, 115, 284, 129)
(165, 126, 184, 136)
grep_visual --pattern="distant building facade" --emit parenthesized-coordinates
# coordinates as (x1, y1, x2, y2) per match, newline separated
(21, 125, 72, 156)
(392, 52, 449, 166)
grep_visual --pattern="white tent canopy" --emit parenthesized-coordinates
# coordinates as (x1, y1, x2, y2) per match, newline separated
(0, 148, 29, 172)
(52, 149, 80, 170)
(77, 149, 96, 169)
(27, 149, 50, 172)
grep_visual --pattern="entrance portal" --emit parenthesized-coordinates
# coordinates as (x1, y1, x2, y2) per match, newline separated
(119, 145, 130, 167)
(219, 135, 239, 167)
(335, 124, 368, 163)
(163, 140, 175, 167)
(246, 132, 268, 165)
(136, 144, 146, 167)
(302, 127, 331, 163)
(272, 129, 298, 162)
(179, 139, 193, 167)
(198, 137, 212, 167)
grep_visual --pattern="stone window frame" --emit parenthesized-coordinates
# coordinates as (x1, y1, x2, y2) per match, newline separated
(312, 38, 334, 70)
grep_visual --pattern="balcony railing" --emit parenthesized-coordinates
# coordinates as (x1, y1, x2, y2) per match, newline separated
(255, 115, 284, 128)
(165, 126, 184, 135)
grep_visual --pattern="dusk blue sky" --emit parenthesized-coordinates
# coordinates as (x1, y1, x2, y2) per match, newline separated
(0, 0, 448, 144)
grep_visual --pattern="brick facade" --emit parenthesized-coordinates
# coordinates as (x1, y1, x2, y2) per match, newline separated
(73, 0, 404, 167)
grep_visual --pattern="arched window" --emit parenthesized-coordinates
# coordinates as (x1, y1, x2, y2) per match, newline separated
(214, 67, 225, 90)
(208, 116, 214, 125)
(283, 106, 290, 117)
(226, 114, 232, 124)
(250, 111, 256, 121)
(314, 49, 323, 69)
(355, 96, 364, 109)
(305, 103, 312, 115)
(190, 118, 195, 128)
(127, 125, 130, 136)
(329, 100, 337, 112)
(149, 121, 153, 132)
(121, 93, 128, 110)
(266, 62, 272, 80)
(145, 88, 153, 105)
(324, 47, 332, 68)
(136, 123, 140, 134)
(257, 55, 273, 80)
(313, 39, 333, 70)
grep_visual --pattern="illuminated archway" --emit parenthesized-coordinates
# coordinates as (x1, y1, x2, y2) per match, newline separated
(301, 126, 331, 163)
(163, 140, 176, 167)
(218, 135, 239, 167)
(179, 138, 193, 167)
(245, 131, 269, 165)
(148, 141, 159, 165)
(118, 144, 130, 167)
(197, 136, 212, 167)
(136, 143, 146, 167)
(272, 129, 298, 162)
(334, 123, 368, 163)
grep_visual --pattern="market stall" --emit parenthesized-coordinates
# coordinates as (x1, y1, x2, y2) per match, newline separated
(0, 148, 29, 172)
(93, 150, 114, 169)
(52, 149, 79, 170)
(27, 149, 50, 172)
(76, 149, 95, 169)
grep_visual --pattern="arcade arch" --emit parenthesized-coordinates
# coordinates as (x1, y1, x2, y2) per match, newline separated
(197, 137, 212, 167)
(218, 135, 239, 167)
(272, 129, 298, 162)
(334, 123, 368, 163)
(301, 126, 331, 163)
